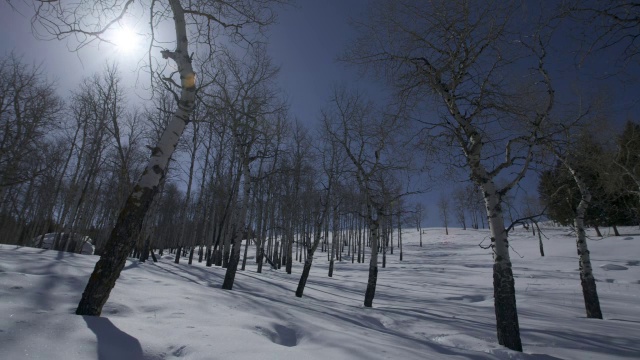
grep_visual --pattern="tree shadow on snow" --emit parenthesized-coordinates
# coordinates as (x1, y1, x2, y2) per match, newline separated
(83, 316, 145, 360)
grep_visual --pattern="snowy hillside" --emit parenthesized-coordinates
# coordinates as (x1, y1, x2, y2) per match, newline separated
(1, 226, 639, 359)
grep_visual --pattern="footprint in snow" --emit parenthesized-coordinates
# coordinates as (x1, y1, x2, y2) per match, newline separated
(255, 323, 300, 347)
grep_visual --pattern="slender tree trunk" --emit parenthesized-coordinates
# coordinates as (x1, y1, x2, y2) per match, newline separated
(296, 257, 313, 297)
(535, 222, 544, 257)
(241, 238, 250, 271)
(328, 206, 337, 277)
(570, 170, 603, 319)
(222, 158, 251, 290)
(364, 208, 380, 308)
(140, 237, 150, 262)
(594, 225, 602, 237)
(286, 221, 293, 274)
(296, 195, 330, 297)
(241, 198, 256, 271)
(399, 216, 403, 261)
(612, 225, 620, 237)
(188, 247, 195, 264)
(357, 218, 362, 263)
(328, 218, 335, 277)
(75, 0, 196, 316)
(174, 245, 182, 264)
(257, 247, 264, 273)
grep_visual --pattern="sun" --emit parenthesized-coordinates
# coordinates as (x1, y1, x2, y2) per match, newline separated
(109, 25, 140, 54)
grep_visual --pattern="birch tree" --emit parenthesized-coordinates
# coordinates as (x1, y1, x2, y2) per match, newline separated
(295, 134, 339, 297)
(347, 1, 556, 351)
(548, 133, 605, 318)
(540, 129, 613, 318)
(323, 86, 411, 307)
(201, 45, 285, 290)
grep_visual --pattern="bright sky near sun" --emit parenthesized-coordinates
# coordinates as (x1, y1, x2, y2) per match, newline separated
(108, 25, 141, 55)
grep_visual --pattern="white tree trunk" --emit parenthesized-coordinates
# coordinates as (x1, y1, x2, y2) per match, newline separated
(568, 167, 603, 318)
(479, 178, 522, 351)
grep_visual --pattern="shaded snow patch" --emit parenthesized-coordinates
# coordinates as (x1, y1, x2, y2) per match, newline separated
(445, 295, 486, 303)
(600, 264, 629, 271)
(463, 264, 492, 269)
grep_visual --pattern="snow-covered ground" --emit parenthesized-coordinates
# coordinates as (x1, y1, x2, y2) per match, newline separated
(1, 226, 639, 359)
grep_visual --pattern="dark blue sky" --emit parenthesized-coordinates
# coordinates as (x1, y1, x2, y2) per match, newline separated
(268, 0, 371, 126)
(1, 1, 639, 227)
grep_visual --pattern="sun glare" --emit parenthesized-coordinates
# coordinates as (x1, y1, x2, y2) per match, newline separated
(110, 26, 139, 54)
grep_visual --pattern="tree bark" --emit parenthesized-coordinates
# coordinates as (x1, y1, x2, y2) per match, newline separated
(570, 169, 603, 319)
(222, 158, 251, 290)
(482, 180, 522, 352)
(174, 245, 182, 264)
(535, 222, 544, 257)
(296, 257, 313, 297)
(222, 234, 241, 290)
(257, 247, 264, 273)
(612, 225, 620, 237)
(594, 225, 602, 237)
(364, 212, 379, 308)
(188, 247, 194, 265)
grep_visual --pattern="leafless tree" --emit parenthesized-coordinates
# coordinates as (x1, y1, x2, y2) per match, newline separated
(405, 202, 426, 246)
(322, 85, 412, 307)
(295, 127, 343, 297)
(542, 127, 607, 319)
(197, 44, 287, 290)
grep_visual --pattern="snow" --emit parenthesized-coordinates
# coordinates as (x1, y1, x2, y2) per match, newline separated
(1, 226, 640, 359)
